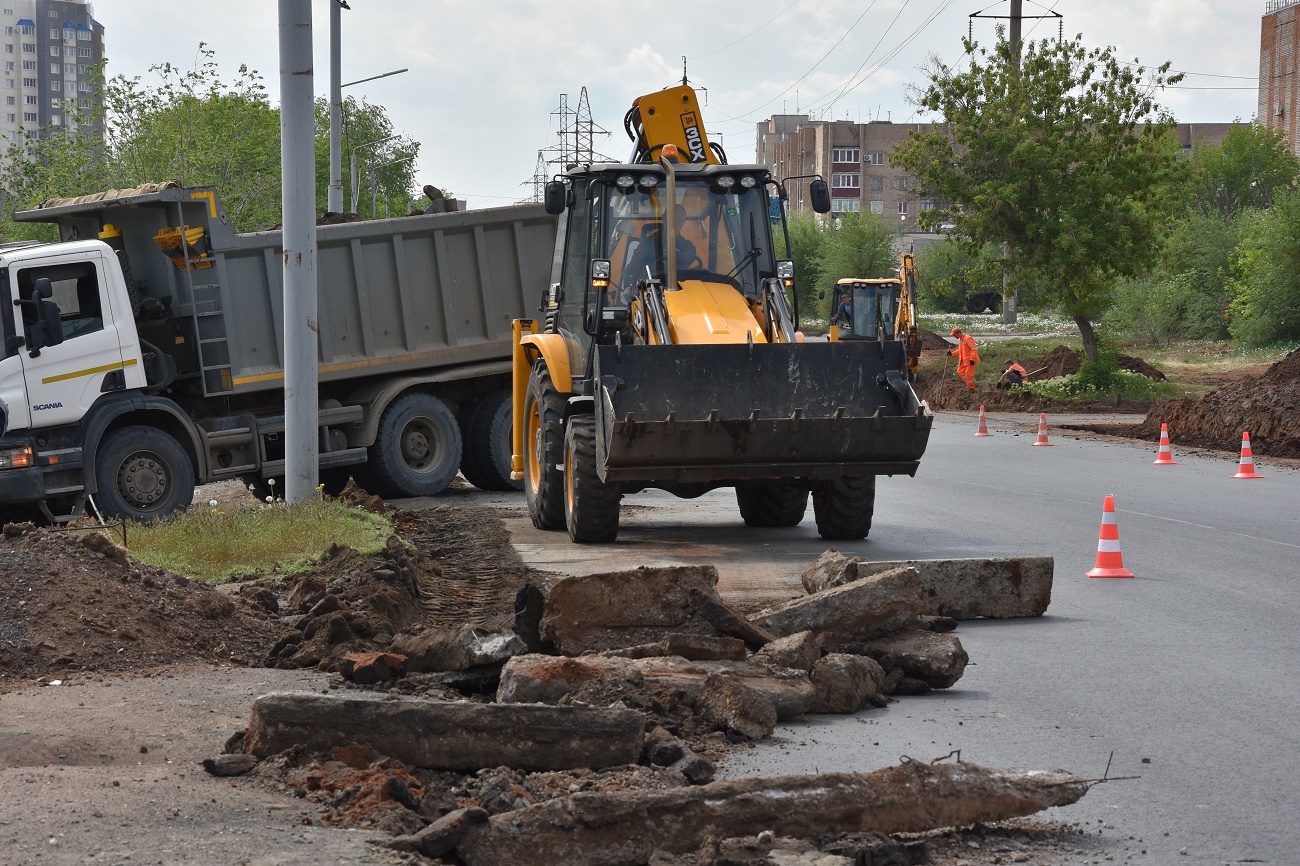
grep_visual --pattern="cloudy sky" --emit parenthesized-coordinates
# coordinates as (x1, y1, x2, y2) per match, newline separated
(99, 0, 1262, 210)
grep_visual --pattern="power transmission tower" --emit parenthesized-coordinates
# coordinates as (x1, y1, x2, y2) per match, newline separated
(523, 87, 614, 202)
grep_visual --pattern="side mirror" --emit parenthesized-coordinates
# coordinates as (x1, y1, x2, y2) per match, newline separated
(40, 296, 63, 348)
(544, 180, 567, 215)
(809, 179, 832, 214)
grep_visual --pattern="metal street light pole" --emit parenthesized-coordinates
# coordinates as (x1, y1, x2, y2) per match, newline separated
(279, 0, 318, 504)
(351, 134, 400, 213)
(327, 0, 346, 213)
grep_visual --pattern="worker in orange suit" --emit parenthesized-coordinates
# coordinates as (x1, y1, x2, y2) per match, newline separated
(947, 327, 979, 390)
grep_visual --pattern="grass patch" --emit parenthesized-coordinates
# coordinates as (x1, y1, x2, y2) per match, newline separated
(113, 498, 393, 583)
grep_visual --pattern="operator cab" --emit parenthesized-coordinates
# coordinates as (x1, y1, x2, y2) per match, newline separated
(831, 278, 900, 341)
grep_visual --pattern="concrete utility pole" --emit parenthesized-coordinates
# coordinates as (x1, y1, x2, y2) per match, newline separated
(328, 0, 345, 213)
(1002, 0, 1023, 326)
(279, 0, 319, 503)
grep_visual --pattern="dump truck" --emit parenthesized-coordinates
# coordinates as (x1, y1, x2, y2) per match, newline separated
(0, 184, 556, 523)
(511, 85, 932, 544)
(828, 252, 924, 380)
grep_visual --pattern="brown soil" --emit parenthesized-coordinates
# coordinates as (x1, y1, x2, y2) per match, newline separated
(1082, 347, 1300, 457)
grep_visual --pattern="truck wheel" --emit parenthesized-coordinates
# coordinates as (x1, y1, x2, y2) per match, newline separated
(812, 476, 876, 540)
(95, 426, 195, 523)
(736, 486, 808, 527)
(564, 415, 621, 543)
(368, 393, 462, 498)
(458, 390, 522, 492)
(524, 362, 566, 530)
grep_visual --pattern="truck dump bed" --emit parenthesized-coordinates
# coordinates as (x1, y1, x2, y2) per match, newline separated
(15, 187, 557, 397)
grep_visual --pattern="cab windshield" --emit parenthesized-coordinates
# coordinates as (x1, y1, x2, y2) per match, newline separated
(601, 176, 777, 300)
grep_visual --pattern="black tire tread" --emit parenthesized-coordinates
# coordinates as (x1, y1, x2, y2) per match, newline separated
(95, 425, 195, 523)
(458, 391, 522, 492)
(564, 415, 621, 543)
(367, 392, 461, 498)
(812, 476, 876, 540)
(736, 485, 808, 527)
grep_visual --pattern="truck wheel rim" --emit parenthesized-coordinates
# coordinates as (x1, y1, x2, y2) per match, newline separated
(118, 453, 168, 508)
(400, 418, 437, 472)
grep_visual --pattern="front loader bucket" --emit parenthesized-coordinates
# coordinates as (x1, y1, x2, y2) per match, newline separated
(593, 342, 932, 484)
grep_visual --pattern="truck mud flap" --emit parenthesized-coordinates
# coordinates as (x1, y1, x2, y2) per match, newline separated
(593, 342, 932, 484)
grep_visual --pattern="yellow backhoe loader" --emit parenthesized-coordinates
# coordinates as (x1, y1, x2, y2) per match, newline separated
(511, 84, 932, 543)
(828, 252, 924, 380)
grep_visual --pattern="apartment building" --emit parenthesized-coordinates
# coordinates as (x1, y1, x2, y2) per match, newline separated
(758, 116, 1240, 224)
(1261, 0, 1300, 151)
(0, 0, 104, 145)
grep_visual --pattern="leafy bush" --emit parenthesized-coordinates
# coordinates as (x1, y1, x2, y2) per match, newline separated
(1227, 189, 1300, 347)
(1022, 371, 1177, 402)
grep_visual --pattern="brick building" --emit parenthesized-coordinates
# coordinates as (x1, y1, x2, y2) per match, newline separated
(1260, 0, 1300, 150)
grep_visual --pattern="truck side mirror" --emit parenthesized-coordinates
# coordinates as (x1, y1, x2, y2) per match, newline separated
(544, 180, 567, 215)
(40, 295, 63, 348)
(809, 179, 832, 214)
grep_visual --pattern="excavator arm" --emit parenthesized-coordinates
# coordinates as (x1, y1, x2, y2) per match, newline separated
(895, 253, 923, 380)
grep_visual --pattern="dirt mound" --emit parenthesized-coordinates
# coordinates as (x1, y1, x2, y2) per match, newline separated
(1120, 355, 1167, 381)
(1134, 348, 1300, 457)
(0, 527, 277, 682)
(1028, 346, 1081, 379)
(917, 328, 951, 350)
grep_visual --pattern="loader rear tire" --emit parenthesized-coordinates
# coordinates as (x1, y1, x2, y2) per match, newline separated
(524, 362, 566, 530)
(458, 390, 522, 492)
(736, 485, 808, 527)
(812, 475, 876, 540)
(564, 415, 621, 543)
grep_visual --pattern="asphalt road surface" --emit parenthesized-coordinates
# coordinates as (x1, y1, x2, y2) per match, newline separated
(449, 410, 1300, 866)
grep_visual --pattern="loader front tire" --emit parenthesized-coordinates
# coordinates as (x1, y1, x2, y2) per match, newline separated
(564, 415, 621, 543)
(812, 475, 876, 540)
(736, 485, 808, 527)
(524, 362, 566, 530)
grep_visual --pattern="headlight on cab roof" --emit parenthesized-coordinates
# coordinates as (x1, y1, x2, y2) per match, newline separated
(615, 174, 635, 189)
(716, 175, 735, 189)
(739, 175, 757, 188)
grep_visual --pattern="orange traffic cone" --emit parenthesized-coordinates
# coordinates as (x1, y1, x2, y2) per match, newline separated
(1086, 495, 1134, 579)
(1031, 412, 1052, 446)
(1153, 423, 1177, 465)
(1230, 432, 1263, 479)
(975, 405, 991, 437)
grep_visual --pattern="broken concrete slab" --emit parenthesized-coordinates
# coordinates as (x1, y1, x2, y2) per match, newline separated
(244, 692, 644, 772)
(497, 654, 814, 721)
(389, 625, 527, 673)
(753, 630, 820, 674)
(693, 673, 778, 741)
(201, 753, 258, 777)
(809, 653, 887, 714)
(860, 628, 969, 689)
(631, 657, 814, 721)
(496, 654, 643, 705)
(805, 552, 1053, 619)
(453, 761, 1089, 866)
(603, 633, 748, 662)
(688, 588, 777, 649)
(541, 566, 725, 654)
(754, 566, 921, 640)
(385, 806, 490, 858)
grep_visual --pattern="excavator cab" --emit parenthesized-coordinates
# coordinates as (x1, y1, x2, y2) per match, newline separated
(830, 279, 901, 341)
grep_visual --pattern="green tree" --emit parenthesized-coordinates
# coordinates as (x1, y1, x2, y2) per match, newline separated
(814, 211, 896, 297)
(313, 95, 419, 217)
(892, 32, 1186, 360)
(1226, 189, 1300, 346)
(914, 239, 1004, 312)
(1187, 122, 1299, 217)
(783, 209, 825, 324)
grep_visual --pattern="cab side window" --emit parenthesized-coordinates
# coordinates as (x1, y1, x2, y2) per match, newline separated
(17, 261, 103, 343)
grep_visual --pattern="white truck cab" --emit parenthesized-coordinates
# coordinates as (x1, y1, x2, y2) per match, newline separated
(1, 240, 146, 434)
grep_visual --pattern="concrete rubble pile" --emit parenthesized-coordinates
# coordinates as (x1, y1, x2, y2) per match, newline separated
(221, 552, 1066, 863)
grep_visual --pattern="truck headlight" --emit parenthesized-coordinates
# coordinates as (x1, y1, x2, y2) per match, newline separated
(0, 444, 33, 470)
